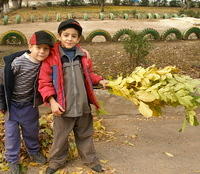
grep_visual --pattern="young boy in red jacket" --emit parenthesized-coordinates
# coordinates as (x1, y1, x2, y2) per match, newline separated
(38, 19, 108, 174)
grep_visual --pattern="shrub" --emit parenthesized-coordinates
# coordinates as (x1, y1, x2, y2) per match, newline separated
(153, 13, 160, 19)
(46, 2, 52, 7)
(146, 13, 153, 19)
(123, 13, 128, 20)
(163, 13, 170, 19)
(123, 33, 151, 67)
(3, 15, 8, 25)
(99, 13, 104, 20)
(109, 13, 115, 20)
(113, 0, 120, 5)
(68, 0, 85, 6)
(169, 0, 181, 7)
(83, 13, 89, 21)
(67, 13, 73, 19)
(135, 13, 142, 19)
(56, 13, 61, 22)
(140, 0, 150, 6)
(179, 9, 196, 17)
(171, 13, 179, 18)
(43, 15, 49, 22)
(15, 15, 21, 24)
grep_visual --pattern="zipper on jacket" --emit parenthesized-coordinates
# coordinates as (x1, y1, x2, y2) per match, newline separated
(70, 59, 78, 116)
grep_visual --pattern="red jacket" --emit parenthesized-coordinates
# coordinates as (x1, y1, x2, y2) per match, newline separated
(38, 42, 103, 109)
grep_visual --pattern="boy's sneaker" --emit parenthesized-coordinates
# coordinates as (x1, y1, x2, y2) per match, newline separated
(9, 163, 20, 174)
(91, 164, 104, 173)
(30, 152, 47, 164)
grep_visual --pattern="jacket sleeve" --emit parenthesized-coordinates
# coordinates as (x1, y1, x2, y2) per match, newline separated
(38, 60, 56, 103)
(85, 51, 103, 85)
(0, 68, 6, 111)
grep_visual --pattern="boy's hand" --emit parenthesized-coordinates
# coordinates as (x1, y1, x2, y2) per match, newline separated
(99, 79, 109, 89)
(49, 96, 65, 116)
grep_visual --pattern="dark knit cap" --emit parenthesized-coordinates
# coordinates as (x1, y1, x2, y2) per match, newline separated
(58, 19, 82, 35)
(29, 30, 54, 47)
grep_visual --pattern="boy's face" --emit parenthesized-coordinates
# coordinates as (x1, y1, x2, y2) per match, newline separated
(29, 44, 50, 62)
(58, 28, 81, 49)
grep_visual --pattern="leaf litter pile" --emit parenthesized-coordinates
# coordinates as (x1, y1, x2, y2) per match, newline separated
(0, 113, 116, 174)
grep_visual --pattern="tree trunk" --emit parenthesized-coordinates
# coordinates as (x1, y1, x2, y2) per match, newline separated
(186, 0, 191, 9)
(99, 0, 105, 12)
(12, 0, 19, 9)
(18, 0, 22, 8)
(3, 2, 9, 13)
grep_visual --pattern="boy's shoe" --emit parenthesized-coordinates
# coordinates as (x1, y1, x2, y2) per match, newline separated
(91, 164, 104, 173)
(30, 152, 47, 164)
(9, 163, 21, 174)
(45, 167, 58, 174)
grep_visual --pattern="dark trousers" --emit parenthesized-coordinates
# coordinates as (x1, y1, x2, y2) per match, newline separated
(5, 102, 40, 163)
(49, 113, 99, 169)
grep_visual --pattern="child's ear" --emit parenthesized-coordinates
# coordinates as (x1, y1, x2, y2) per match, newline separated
(77, 36, 81, 43)
(28, 44, 33, 52)
(57, 34, 61, 41)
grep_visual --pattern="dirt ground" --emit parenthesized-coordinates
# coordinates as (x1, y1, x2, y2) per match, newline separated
(1, 18, 200, 174)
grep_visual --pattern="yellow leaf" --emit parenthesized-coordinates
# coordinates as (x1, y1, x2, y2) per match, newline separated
(100, 159, 109, 164)
(136, 91, 156, 102)
(164, 152, 174, 157)
(138, 101, 153, 118)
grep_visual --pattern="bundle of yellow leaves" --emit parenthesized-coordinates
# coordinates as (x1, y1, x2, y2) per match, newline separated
(107, 65, 200, 131)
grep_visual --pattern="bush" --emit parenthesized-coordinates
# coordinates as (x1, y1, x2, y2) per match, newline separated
(3, 15, 8, 25)
(169, 0, 181, 7)
(43, 15, 49, 22)
(15, 15, 21, 24)
(46, 2, 52, 7)
(113, 0, 121, 5)
(56, 13, 61, 22)
(99, 13, 104, 20)
(83, 13, 89, 21)
(123, 13, 129, 20)
(68, 0, 85, 6)
(140, 0, 150, 6)
(179, 9, 196, 17)
(123, 33, 151, 67)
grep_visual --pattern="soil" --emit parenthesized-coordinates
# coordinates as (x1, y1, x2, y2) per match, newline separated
(1, 18, 200, 174)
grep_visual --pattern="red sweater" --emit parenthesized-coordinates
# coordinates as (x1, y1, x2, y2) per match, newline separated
(38, 42, 103, 109)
